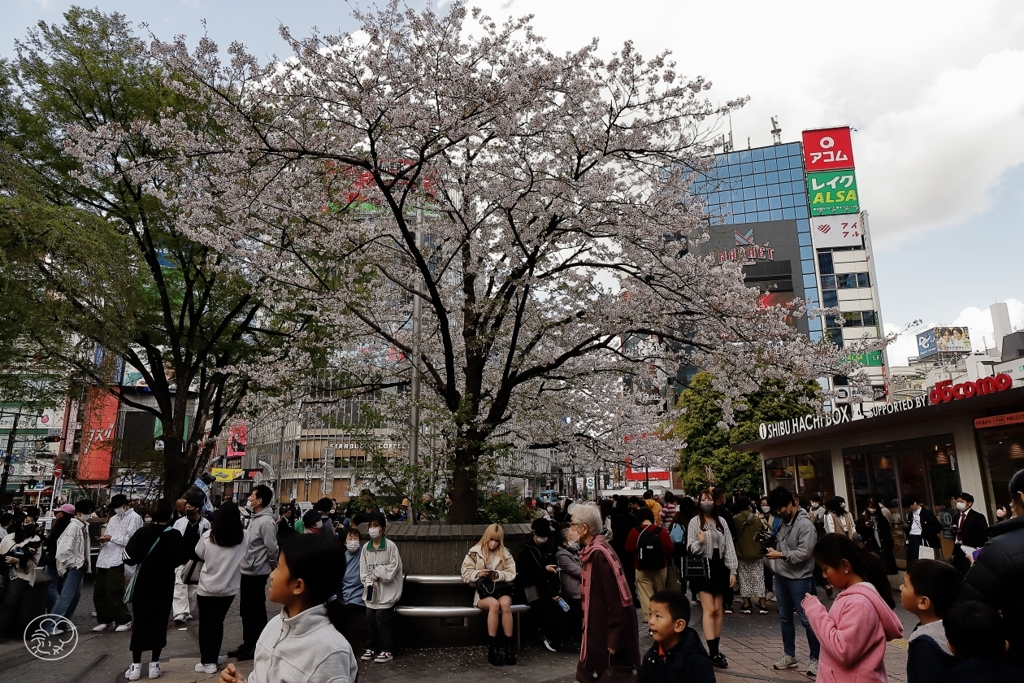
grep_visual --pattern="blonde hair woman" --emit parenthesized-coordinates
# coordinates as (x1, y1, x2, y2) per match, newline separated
(461, 524, 518, 666)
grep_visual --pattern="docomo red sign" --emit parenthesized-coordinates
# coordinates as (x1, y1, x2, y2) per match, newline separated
(802, 128, 855, 172)
(930, 374, 1013, 404)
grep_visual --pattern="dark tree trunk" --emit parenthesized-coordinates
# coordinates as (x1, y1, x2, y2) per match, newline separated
(161, 434, 192, 500)
(449, 446, 478, 524)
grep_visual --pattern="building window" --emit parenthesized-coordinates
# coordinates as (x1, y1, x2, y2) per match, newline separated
(764, 451, 836, 504)
(823, 290, 838, 307)
(818, 252, 834, 275)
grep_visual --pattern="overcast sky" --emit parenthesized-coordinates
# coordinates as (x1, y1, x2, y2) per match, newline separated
(5, 0, 1023, 364)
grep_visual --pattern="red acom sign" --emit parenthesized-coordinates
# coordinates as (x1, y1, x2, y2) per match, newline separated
(930, 373, 1013, 404)
(801, 127, 855, 173)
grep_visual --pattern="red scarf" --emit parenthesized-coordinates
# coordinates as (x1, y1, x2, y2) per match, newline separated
(580, 535, 633, 660)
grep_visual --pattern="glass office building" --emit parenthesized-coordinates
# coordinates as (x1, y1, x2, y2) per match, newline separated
(691, 142, 823, 341)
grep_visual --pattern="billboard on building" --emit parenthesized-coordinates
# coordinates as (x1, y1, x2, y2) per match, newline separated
(77, 386, 119, 481)
(802, 128, 855, 172)
(228, 423, 247, 457)
(807, 170, 859, 216)
(917, 326, 972, 359)
(810, 213, 863, 249)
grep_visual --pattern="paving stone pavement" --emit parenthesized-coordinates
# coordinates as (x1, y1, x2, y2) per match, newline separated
(0, 579, 913, 682)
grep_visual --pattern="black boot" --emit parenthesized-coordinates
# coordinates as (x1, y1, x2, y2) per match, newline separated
(503, 634, 517, 665)
(488, 636, 504, 666)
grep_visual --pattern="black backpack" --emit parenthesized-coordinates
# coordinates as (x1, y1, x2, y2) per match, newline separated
(636, 525, 665, 570)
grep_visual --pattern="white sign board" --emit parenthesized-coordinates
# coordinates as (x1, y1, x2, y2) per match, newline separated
(810, 213, 863, 249)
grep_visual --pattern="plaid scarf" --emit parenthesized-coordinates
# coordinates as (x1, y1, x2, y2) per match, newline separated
(579, 534, 633, 663)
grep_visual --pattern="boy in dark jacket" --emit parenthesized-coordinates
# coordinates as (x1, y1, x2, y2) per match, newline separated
(940, 601, 1024, 682)
(640, 589, 716, 683)
(901, 559, 960, 683)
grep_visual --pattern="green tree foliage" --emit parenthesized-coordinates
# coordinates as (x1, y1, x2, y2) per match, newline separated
(673, 371, 820, 494)
(0, 8, 303, 497)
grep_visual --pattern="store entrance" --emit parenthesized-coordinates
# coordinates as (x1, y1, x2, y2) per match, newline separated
(843, 435, 961, 564)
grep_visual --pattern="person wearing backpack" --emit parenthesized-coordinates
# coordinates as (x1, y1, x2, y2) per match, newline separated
(625, 506, 675, 621)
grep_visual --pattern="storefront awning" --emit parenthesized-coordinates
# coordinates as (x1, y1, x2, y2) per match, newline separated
(736, 386, 1024, 452)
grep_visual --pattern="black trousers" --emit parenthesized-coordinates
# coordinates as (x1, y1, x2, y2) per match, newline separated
(0, 578, 29, 636)
(365, 606, 394, 652)
(94, 565, 131, 625)
(239, 573, 269, 649)
(197, 594, 234, 665)
(341, 603, 366, 652)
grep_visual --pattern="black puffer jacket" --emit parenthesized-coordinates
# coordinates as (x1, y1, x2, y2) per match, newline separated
(960, 515, 1024, 670)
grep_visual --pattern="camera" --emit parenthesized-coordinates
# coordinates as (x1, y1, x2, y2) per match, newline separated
(756, 529, 777, 555)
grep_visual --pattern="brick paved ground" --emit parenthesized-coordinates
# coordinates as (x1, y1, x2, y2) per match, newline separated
(0, 579, 913, 683)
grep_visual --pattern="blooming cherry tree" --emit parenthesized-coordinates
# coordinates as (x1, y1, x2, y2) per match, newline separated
(73, 2, 872, 521)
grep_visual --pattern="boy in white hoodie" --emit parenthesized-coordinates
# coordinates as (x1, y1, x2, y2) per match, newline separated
(358, 512, 403, 664)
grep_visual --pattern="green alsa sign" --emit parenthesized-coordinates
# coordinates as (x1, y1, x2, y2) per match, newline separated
(807, 170, 859, 216)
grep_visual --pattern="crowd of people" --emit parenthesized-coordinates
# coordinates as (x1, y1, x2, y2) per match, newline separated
(4, 474, 1024, 683)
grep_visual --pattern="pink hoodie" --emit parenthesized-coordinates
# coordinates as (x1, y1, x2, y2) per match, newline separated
(802, 583, 903, 683)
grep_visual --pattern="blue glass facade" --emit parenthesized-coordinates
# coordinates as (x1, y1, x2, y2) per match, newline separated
(692, 143, 823, 341)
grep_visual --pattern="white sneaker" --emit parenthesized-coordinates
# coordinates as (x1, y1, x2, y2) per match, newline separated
(91, 610, 97, 616)
(93, 622, 114, 632)
(173, 614, 186, 625)
(774, 655, 799, 670)
(194, 663, 218, 674)
(360, 649, 375, 661)
(115, 621, 132, 632)
(373, 651, 393, 663)
(148, 662, 162, 679)
(125, 663, 142, 681)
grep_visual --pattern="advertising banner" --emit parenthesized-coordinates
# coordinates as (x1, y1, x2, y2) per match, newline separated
(212, 468, 244, 483)
(802, 128, 855, 172)
(916, 328, 938, 359)
(77, 387, 119, 481)
(807, 170, 859, 216)
(227, 423, 247, 458)
(917, 326, 972, 358)
(810, 213, 863, 249)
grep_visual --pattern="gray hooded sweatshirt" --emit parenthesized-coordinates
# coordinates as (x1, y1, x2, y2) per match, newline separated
(243, 506, 280, 576)
(774, 507, 817, 579)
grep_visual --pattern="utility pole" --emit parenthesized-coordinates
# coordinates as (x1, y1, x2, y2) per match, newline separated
(408, 208, 424, 525)
(0, 411, 21, 504)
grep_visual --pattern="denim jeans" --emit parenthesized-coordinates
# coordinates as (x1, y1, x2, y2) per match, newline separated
(775, 574, 820, 661)
(44, 564, 61, 612)
(52, 566, 85, 623)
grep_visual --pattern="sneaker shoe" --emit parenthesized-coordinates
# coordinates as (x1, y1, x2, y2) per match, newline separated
(710, 653, 728, 668)
(93, 622, 114, 632)
(724, 608, 733, 615)
(148, 662, 162, 679)
(115, 621, 132, 632)
(125, 663, 142, 681)
(91, 610, 97, 616)
(774, 655, 799, 670)
(740, 607, 752, 614)
(759, 608, 770, 615)
(806, 659, 818, 677)
(542, 637, 557, 652)
(374, 651, 393, 663)
(766, 591, 776, 602)
(360, 649, 375, 662)
(173, 614, 186, 625)
(194, 663, 218, 674)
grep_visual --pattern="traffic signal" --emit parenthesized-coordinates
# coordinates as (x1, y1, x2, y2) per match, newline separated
(43, 435, 61, 443)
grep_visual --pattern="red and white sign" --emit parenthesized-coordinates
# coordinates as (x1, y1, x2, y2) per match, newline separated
(930, 374, 1013, 405)
(810, 213, 863, 249)
(802, 128, 855, 172)
(975, 411, 1024, 429)
(77, 387, 119, 482)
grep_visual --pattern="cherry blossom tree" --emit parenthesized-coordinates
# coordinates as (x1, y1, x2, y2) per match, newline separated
(72, 2, 873, 522)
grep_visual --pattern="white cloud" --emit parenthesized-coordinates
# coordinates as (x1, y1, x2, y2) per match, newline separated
(462, 0, 1024, 250)
(884, 298, 1024, 365)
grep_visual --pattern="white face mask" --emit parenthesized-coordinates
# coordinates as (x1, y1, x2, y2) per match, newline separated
(567, 542, 580, 551)
(810, 503, 820, 510)
(761, 506, 770, 513)
(346, 540, 361, 552)
(144, 516, 152, 524)
(955, 502, 967, 511)
(368, 527, 382, 539)
(535, 536, 548, 544)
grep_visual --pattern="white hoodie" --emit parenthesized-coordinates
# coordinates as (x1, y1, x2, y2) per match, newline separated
(246, 604, 358, 683)
(55, 516, 90, 576)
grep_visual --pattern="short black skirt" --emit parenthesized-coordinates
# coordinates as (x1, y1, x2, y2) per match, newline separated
(689, 551, 731, 596)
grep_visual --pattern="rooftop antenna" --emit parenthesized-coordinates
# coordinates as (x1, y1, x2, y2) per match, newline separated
(770, 116, 782, 145)
(747, 136, 751, 150)
(724, 110, 734, 152)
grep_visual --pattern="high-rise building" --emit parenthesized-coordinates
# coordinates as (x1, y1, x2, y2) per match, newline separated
(688, 127, 887, 413)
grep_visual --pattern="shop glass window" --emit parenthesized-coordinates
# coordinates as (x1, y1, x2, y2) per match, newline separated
(765, 452, 834, 503)
(978, 426, 1024, 518)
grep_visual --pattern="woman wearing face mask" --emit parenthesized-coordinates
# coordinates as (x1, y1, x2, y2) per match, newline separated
(516, 518, 564, 652)
(556, 526, 583, 643)
(461, 524, 518, 665)
(687, 489, 738, 669)
(0, 515, 43, 634)
(823, 496, 856, 540)
(338, 529, 366, 654)
(855, 497, 897, 575)
(757, 496, 778, 601)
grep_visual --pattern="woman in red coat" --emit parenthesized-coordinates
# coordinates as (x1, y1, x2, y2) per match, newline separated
(570, 503, 641, 682)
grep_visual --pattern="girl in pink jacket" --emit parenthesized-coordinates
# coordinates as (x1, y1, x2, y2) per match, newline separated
(801, 534, 903, 683)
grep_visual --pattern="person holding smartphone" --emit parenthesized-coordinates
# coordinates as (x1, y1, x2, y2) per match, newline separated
(461, 524, 518, 665)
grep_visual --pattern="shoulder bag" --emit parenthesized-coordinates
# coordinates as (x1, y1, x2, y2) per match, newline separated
(123, 526, 174, 604)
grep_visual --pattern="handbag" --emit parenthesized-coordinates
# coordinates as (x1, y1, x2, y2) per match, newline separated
(683, 554, 709, 580)
(123, 527, 173, 604)
(182, 558, 205, 585)
(476, 576, 515, 599)
(597, 652, 638, 683)
(918, 541, 936, 561)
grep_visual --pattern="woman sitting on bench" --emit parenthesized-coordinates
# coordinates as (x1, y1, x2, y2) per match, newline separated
(461, 524, 518, 666)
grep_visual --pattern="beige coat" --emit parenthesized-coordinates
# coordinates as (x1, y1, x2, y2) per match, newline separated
(460, 543, 517, 606)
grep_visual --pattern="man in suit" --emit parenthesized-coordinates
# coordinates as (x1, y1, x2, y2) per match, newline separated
(951, 492, 989, 575)
(902, 494, 942, 562)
